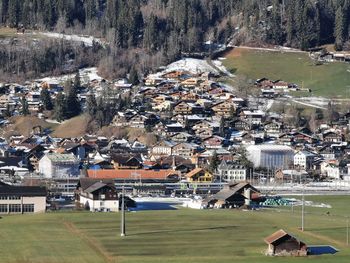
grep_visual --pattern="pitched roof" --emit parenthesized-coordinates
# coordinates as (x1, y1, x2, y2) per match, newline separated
(86, 169, 178, 180)
(78, 178, 115, 191)
(84, 182, 108, 193)
(213, 182, 258, 201)
(263, 229, 300, 245)
(185, 168, 204, 178)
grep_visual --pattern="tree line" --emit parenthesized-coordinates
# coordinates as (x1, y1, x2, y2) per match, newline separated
(1, 0, 350, 82)
(1, 0, 350, 51)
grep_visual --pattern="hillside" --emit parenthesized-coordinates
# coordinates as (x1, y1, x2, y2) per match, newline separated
(1, 1, 350, 81)
(223, 47, 350, 97)
(3, 116, 57, 138)
(52, 115, 93, 138)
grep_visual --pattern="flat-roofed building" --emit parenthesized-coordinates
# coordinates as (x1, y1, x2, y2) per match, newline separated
(246, 144, 294, 169)
(0, 184, 46, 214)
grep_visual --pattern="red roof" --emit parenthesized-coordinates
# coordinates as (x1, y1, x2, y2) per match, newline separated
(87, 169, 179, 180)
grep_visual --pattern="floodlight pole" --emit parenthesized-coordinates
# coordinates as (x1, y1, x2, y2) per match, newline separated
(121, 185, 126, 237)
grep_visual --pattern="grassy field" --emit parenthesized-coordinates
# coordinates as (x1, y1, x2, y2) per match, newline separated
(0, 196, 350, 263)
(223, 48, 350, 97)
(0, 27, 17, 38)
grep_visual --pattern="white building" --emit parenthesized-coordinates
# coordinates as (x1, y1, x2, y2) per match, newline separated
(0, 185, 46, 214)
(321, 162, 340, 179)
(294, 151, 317, 170)
(217, 161, 247, 182)
(76, 179, 119, 212)
(246, 144, 294, 169)
(38, 153, 80, 178)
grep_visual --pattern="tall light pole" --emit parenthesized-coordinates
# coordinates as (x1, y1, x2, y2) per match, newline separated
(121, 186, 126, 237)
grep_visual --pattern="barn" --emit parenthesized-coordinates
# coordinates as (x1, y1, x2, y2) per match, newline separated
(264, 229, 307, 256)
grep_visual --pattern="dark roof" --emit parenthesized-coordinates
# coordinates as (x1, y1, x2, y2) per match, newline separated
(111, 154, 142, 165)
(0, 186, 47, 196)
(0, 181, 9, 186)
(78, 178, 115, 191)
(0, 156, 22, 168)
(213, 182, 259, 201)
(84, 182, 109, 193)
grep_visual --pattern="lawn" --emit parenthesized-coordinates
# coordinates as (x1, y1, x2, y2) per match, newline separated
(0, 27, 17, 38)
(0, 196, 350, 263)
(223, 48, 350, 97)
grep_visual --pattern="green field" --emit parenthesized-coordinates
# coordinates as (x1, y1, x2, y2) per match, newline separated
(0, 196, 350, 263)
(0, 27, 18, 38)
(223, 48, 350, 97)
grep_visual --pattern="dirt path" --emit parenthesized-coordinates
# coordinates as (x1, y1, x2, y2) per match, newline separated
(63, 220, 115, 263)
(232, 45, 306, 53)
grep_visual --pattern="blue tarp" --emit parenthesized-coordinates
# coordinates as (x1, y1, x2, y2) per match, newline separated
(308, 246, 338, 255)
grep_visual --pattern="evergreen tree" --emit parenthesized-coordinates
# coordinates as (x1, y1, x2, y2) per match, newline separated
(21, 96, 29, 116)
(129, 66, 139, 85)
(237, 145, 253, 169)
(334, 6, 345, 50)
(40, 88, 53, 110)
(54, 92, 66, 122)
(86, 94, 97, 116)
(209, 151, 220, 173)
(74, 71, 81, 90)
(65, 87, 81, 119)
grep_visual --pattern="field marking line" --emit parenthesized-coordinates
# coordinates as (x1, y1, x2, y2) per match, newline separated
(293, 228, 346, 248)
(62, 220, 115, 263)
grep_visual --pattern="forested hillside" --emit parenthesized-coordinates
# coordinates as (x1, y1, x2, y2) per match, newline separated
(0, 0, 350, 80)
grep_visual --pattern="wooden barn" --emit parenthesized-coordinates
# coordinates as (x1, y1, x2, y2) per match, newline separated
(205, 182, 263, 208)
(264, 229, 307, 256)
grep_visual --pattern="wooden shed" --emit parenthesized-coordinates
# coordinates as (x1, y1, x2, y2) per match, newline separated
(264, 229, 307, 256)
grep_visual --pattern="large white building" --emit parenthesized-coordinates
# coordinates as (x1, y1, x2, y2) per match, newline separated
(246, 144, 294, 169)
(0, 184, 46, 214)
(294, 151, 317, 170)
(217, 161, 247, 182)
(39, 153, 80, 178)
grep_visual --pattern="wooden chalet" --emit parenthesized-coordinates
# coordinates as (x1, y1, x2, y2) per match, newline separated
(264, 229, 307, 256)
(185, 168, 213, 183)
(206, 182, 262, 208)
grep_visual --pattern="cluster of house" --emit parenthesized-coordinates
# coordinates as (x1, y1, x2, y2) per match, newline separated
(310, 49, 350, 63)
(255, 78, 300, 97)
(1, 65, 350, 213)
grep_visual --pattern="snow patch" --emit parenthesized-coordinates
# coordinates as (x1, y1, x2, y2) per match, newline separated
(37, 67, 102, 85)
(35, 32, 102, 47)
(152, 58, 219, 78)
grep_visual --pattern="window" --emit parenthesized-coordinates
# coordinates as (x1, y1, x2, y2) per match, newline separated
(8, 196, 20, 200)
(0, 204, 8, 213)
(0, 196, 7, 200)
(9, 204, 21, 213)
(22, 204, 34, 213)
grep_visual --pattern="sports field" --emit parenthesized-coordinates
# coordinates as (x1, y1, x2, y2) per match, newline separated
(0, 196, 349, 263)
(223, 48, 350, 97)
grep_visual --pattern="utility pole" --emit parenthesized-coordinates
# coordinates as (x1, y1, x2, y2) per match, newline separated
(120, 186, 126, 237)
(301, 187, 305, 231)
(347, 217, 349, 246)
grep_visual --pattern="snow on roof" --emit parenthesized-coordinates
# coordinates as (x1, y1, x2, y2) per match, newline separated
(247, 144, 293, 152)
